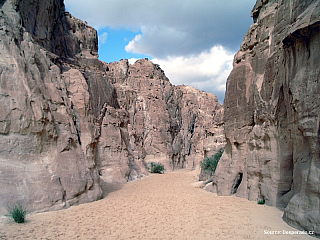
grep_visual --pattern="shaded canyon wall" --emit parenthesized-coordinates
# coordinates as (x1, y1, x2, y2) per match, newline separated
(212, 0, 320, 235)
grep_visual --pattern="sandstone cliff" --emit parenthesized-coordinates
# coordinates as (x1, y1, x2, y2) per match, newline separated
(212, 0, 320, 235)
(100, 59, 224, 183)
(0, 0, 224, 214)
(0, 0, 104, 214)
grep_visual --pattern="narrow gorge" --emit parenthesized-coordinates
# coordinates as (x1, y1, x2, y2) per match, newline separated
(0, 0, 224, 215)
(0, 0, 319, 236)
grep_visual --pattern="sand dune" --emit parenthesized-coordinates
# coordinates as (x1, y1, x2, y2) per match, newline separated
(0, 170, 315, 239)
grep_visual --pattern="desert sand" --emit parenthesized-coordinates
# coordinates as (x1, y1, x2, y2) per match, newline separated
(0, 169, 315, 239)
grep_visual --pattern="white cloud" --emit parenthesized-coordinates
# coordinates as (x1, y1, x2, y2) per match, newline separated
(128, 58, 138, 65)
(65, 0, 256, 57)
(98, 32, 108, 44)
(125, 34, 142, 53)
(64, 0, 256, 102)
(151, 45, 234, 103)
(125, 25, 189, 58)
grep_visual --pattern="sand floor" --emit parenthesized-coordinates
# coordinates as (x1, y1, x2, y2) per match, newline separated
(0, 169, 316, 239)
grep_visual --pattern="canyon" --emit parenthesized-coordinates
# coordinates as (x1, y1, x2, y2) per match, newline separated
(0, 0, 224, 214)
(0, 0, 319, 236)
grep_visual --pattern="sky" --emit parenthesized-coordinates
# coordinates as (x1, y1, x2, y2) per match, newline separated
(64, 0, 257, 103)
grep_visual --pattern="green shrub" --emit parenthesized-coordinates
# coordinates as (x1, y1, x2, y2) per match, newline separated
(200, 148, 224, 177)
(7, 203, 28, 223)
(150, 162, 165, 174)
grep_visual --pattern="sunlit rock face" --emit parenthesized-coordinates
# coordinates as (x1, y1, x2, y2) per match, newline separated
(0, 0, 105, 214)
(212, 0, 320, 235)
(0, 0, 224, 214)
(99, 59, 224, 179)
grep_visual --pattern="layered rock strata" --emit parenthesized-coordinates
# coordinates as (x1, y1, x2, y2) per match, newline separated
(0, 0, 224, 214)
(212, 0, 320, 235)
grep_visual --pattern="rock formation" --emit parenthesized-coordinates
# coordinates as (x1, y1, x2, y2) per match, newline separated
(0, 0, 104, 214)
(212, 0, 320, 235)
(0, 0, 224, 214)
(96, 59, 224, 184)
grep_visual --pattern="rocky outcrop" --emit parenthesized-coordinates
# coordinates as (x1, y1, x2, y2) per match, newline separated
(0, 0, 104, 214)
(212, 0, 320, 235)
(98, 59, 224, 183)
(0, 0, 224, 214)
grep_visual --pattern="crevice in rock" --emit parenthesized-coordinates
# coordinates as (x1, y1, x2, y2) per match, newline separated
(73, 187, 87, 198)
(188, 114, 197, 134)
(57, 176, 66, 206)
(231, 172, 243, 194)
(234, 141, 240, 150)
(70, 102, 82, 146)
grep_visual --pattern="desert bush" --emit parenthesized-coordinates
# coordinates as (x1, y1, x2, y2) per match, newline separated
(200, 148, 224, 177)
(7, 203, 28, 223)
(150, 162, 165, 174)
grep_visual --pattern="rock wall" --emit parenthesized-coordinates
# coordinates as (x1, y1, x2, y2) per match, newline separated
(0, 0, 224, 214)
(0, 0, 104, 214)
(212, 0, 320, 235)
(98, 59, 224, 183)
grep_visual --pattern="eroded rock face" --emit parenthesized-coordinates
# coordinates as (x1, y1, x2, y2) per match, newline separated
(0, 0, 224, 214)
(0, 0, 103, 214)
(212, 0, 320, 235)
(99, 59, 225, 182)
